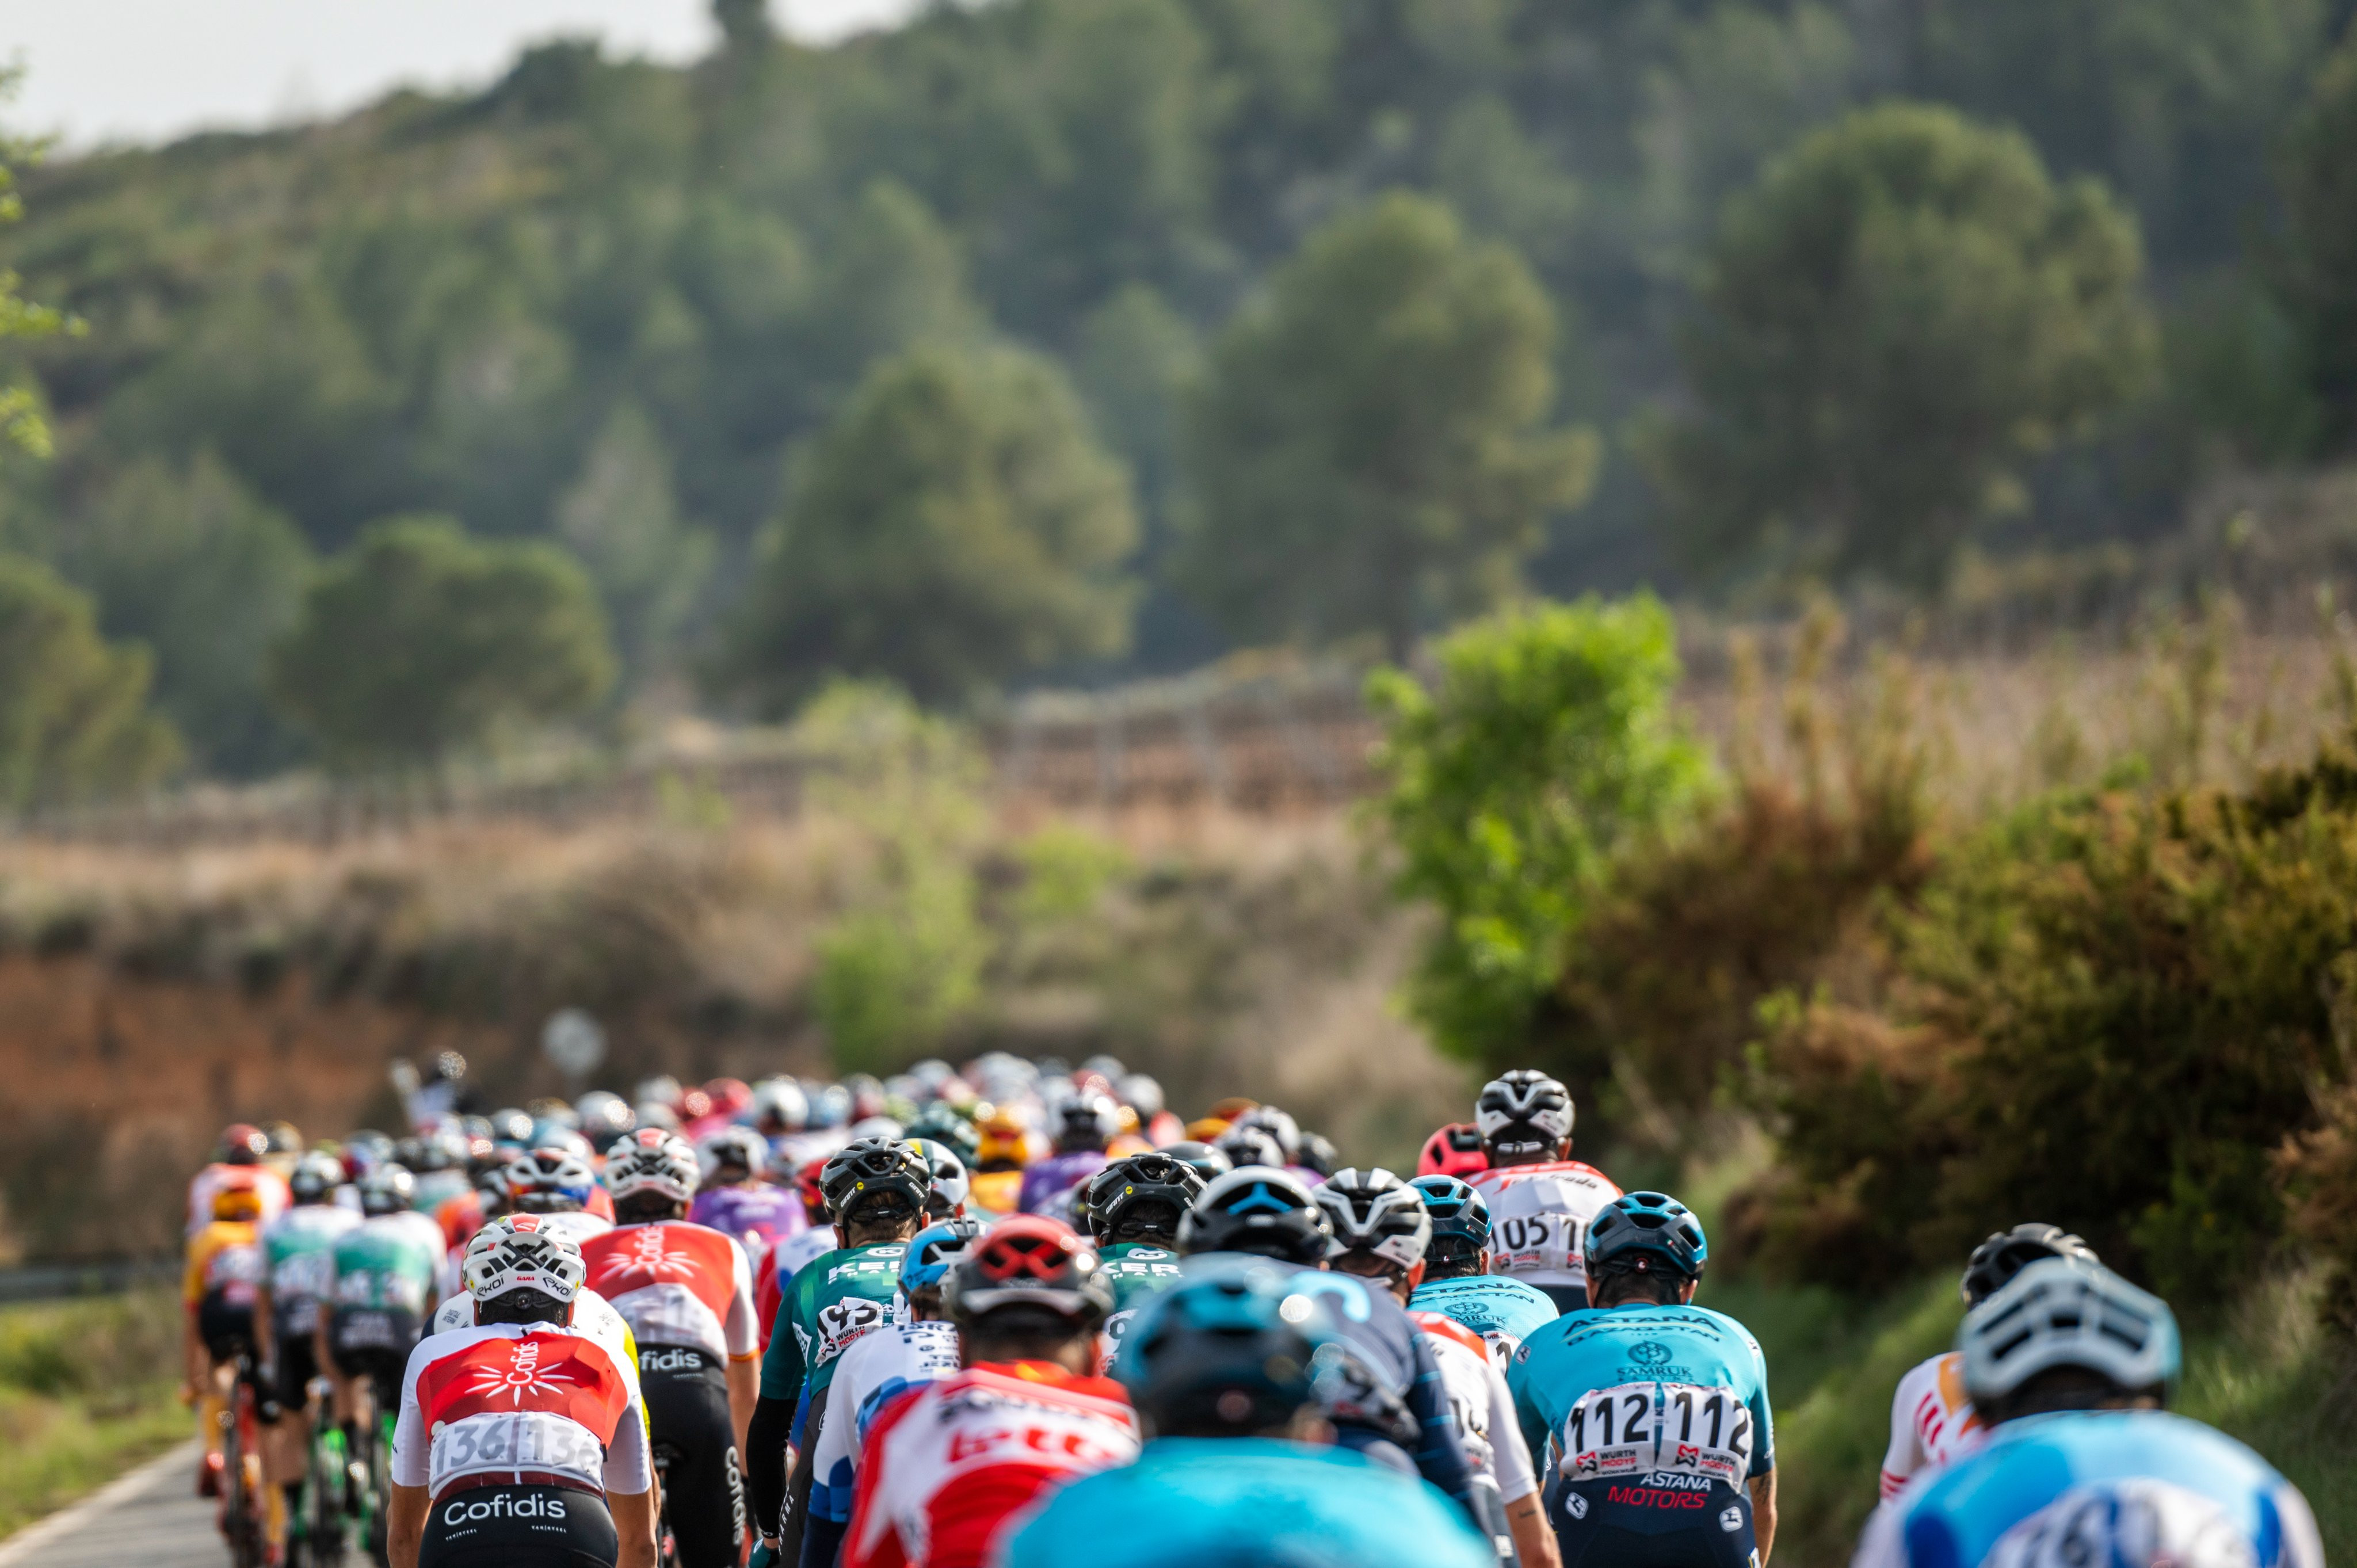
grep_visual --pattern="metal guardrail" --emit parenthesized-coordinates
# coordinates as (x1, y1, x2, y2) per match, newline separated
(0, 1257, 179, 1303)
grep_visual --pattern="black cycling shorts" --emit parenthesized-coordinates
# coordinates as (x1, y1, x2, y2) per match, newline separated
(1550, 1472, 1759, 1568)
(327, 1306, 422, 1400)
(199, 1290, 257, 1363)
(422, 1484, 616, 1568)
(270, 1323, 321, 1418)
(638, 1346, 746, 1568)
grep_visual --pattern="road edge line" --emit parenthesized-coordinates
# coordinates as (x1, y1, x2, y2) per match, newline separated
(0, 1439, 200, 1567)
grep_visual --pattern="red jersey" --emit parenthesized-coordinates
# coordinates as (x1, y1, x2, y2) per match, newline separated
(390, 1322, 650, 1499)
(577, 1220, 759, 1364)
(845, 1363, 1141, 1568)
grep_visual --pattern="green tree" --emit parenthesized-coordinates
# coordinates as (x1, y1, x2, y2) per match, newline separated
(555, 400, 714, 688)
(1177, 192, 1597, 661)
(726, 345, 1139, 711)
(1367, 594, 1715, 1064)
(0, 72, 77, 465)
(62, 451, 315, 773)
(0, 553, 180, 808)
(266, 514, 616, 769)
(2274, 33, 2357, 453)
(1642, 102, 2156, 586)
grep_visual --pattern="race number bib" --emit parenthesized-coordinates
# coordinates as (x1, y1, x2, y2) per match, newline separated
(1561, 1382, 1752, 1487)
(274, 1250, 333, 1302)
(815, 1298, 887, 1364)
(338, 1268, 426, 1313)
(429, 1411, 605, 1493)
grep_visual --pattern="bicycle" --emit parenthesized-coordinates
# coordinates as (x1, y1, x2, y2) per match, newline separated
(303, 1379, 351, 1568)
(654, 1445, 684, 1568)
(217, 1345, 270, 1568)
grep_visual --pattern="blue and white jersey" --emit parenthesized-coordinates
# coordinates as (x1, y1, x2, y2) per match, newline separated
(806, 1319, 960, 1528)
(1853, 1410, 2322, 1568)
(1412, 1273, 1561, 1364)
(993, 1437, 1497, 1568)
(1507, 1302, 1773, 1489)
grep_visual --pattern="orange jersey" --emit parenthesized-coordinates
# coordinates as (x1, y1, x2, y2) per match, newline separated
(185, 1219, 262, 1307)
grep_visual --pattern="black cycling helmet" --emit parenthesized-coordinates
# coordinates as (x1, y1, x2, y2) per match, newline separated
(906, 1104, 982, 1165)
(1962, 1223, 2099, 1305)
(1086, 1152, 1207, 1246)
(1295, 1131, 1339, 1179)
(1212, 1125, 1286, 1172)
(1178, 1167, 1332, 1266)
(820, 1137, 932, 1224)
(1408, 1174, 1489, 1273)
(1161, 1141, 1233, 1185)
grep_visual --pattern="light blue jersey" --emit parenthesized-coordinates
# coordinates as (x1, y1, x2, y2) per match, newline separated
(1508, 1302, 1773, 1489)
(993, 1437, 1496, 1568)
(1855, 1411, 2321, 1568)
(1412, 1273, 1559, 1351)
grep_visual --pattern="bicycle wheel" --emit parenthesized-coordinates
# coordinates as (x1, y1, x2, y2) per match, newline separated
(221, 1364, 264, 1568)
(308, 1420, 349, 1568)
(363, 1411, 396, 1567)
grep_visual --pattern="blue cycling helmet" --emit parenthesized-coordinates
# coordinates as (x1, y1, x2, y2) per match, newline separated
(1114, 1256, 1338, 1437)
(899, 1216, 986, 1296)
(1583, 1191, 1708, 1283)
(1409, 1174, 1489, 1272)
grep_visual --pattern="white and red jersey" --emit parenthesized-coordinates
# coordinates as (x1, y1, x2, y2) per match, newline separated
(1467, 1159, 1621, 1291)
(391, 1322, 651, 1499)
(1414, 1311, 1538, 1506)
(188, 1163, 291, 1237)
(577, 1220, 758, 1365)
(757, 1227, 838, 1342)
(1881, 1351, 1986, 1498)
(845, 1363, 1141, 1568)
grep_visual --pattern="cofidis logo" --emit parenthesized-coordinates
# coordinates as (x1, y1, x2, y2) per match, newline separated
(442, 1491, 569, 1525)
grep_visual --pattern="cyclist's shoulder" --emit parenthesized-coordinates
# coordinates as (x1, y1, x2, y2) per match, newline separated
(1936, 1410, 2283, 1495)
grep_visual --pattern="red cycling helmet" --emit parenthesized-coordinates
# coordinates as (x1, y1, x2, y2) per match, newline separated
(795, 1159, 829, 1222)
(1418, 1123, 1489, 1179)
(941, 1215, 1112, 1327)
(704, 1078, 753, 1116)
(218, 1124, 268, 1166)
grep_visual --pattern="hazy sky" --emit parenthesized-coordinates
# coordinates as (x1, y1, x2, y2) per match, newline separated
(2, 0, 920, 148)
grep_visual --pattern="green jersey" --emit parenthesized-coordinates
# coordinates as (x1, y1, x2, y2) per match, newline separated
(760, 1242, 907, 1425)
(329, 1212, 444, 1315)
(1097, 1242, 1183, 1364)
(261, 1203, 360, 1332)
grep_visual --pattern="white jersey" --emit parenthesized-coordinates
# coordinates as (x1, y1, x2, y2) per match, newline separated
(391, 1321, 651, 1500)
(520, 1210, 614, 1249)
(1466, 1159, 1621, 1291)
(808, 1322, 962, 1527)
(1415, 1313, 1537, 1506)
(432, 1289, 639, 1374)
(1882, 1352, 1985, 1499)
(578, 1221, 759, 1364)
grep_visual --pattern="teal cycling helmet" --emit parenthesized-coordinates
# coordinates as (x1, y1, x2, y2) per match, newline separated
(1584, 1191, 1708, 1282)
(1409, 1174, 1489, 1272)
(1115, 1257, 1337, 1437)
(901, 1216, 985, 1296)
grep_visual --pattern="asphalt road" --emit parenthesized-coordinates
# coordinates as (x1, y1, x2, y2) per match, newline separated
(0, 1443, 223, 1568)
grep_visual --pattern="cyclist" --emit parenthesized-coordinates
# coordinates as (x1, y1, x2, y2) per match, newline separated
(1467, 1072, 1622, 1315)
(1420, 1124, 1490, 1180)
(190, 1124, 291, 1238)
(384, 1218, 658, 1568)
(1158, 1141, 1231, 1187)
(319, 1167, 451, 1482)
(184, 1183, 268, 1500)
(497, 1146, 615, 1245)
(753, 1160, 838, 1341)
(1019, 1090, 1118, 1215)
(1230, 1104, 1323, 1185)
(800, 1218, 982, 1568)
(431, 1216, 642, 1376)
(967, 1107, 1034, 1217)
(1409, 1174, 1561, 1365)
(1508, 1192, 1775, 1568)
(1178, 1165, 1481, 1521)
(1853, 1257, 2321, 1568)
(907, 1137, 972, 1222)
(842, 1218, 1139, 1568)
(254, 1151, 361, 1557)
(1879, 1223, 2097, 1501)
(577, 1129, 759, 1568)
(747, 1137, 931, 1568)
(1078, 1151, 1202, 1367)
(1001, 1260, 1495, 1568)
(1317, 1168, 1556, 1568)
(690, 1127, 806, 1264)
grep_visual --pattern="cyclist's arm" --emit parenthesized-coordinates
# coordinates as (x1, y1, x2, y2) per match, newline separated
(387, 1486, 428, 1568)
(253, 1284, 276, 1369)
(1879, 1361, 1929, 1498)
(746, 1395, 796, 1546)
(611, 1486, 659, 1568)
(388, 1360, 430, 1568)
(726, 1243, 762, 1455)
(1750, 1467, 1778, 1565)
(1404, 1320, 1482, 1524)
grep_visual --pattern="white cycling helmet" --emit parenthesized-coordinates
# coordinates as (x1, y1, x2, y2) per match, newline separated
(698, 1127, 770, 1182)
(1475, 1070, 1573, 1150)
(1313, 1168, 1432, 1271)
(504, 1145, 598, 1212)
(1961, 1257, 2180, 1406)
(909, 1138, 971, 1218)
(1231, 1105, 1302, 1162)
(468, 1215, 588, 1307)
(604, 1128, 700, 1205)
(751, 1077, 809, 1134)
